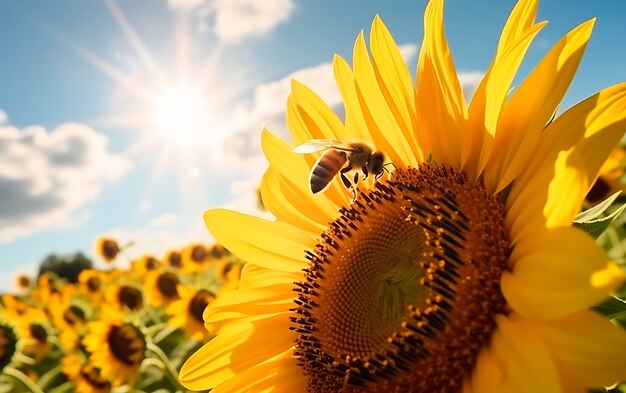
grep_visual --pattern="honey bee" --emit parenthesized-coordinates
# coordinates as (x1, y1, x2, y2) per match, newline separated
(292, 139, 392, 197)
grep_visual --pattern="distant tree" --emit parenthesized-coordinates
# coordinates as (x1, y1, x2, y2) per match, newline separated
(38, 252, 93, 283)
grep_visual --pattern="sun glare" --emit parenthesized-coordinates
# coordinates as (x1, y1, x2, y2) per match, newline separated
(152, 83, 213, 147)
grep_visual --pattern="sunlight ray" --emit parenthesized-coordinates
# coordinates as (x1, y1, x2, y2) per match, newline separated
(105, 0, 168, 86)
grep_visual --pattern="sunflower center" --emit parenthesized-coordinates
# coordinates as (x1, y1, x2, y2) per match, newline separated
(107, 324, 145, 366)
(119, 286, 144, 311)
(81, 364, 111, 389)
(168, 252, 182, 267)
(29, 323, 48, 342)
(157, 272, 180, 298)
(291, 164, 510, 392)
(101, 240, 120, 260)
(189, 289, 215, 323)
(63, 305, 86, 326)
(87, 276, 101, 293)
(191, 245, 207, 263)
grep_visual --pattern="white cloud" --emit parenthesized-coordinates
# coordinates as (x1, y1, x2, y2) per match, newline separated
(0, 122, 132, 243)
(168, 0, 205, 10)
(0, 109, 7, 125)
(149, 213, 180, 227)
(398, 44, 418, 64)
(208, 0, 294, 42)
(458, 71, 484, 102)
(253, 62, 340, 120)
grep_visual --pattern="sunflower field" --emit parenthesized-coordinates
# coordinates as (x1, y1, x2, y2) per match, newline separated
(0, 239, 243, 393)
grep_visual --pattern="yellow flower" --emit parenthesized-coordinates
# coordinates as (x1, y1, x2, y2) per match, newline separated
(104, 283, 144, 313)
(166, 286, 215, 341)
(78, 269, 105, 305)
(180, 243, 211, 274)
(94, 237, 121, 263)
(162, 249, 183, 269)
(585, 144, 626, 205)
(16, 307, 52, 360)
(49, 300, 88, 352)
(214, 258, 244, 293)
(180, 0, 626, 392)
(143, 269, 181, 307)
(82, 310, 146, 386)
(61, 352, 112, 393)
(15, 274, 31, 291)
(131, 255, 160, 278)
(1, 294, 29, 321)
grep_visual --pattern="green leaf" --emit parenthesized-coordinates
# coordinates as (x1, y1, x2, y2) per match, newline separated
(592, 296, 626, 320)
(575, 191, 626, 238)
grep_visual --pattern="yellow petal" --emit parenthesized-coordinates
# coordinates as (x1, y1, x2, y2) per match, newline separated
(212, 350, 305, 393)
(416, 0, 467, 167)
(496, 0, 539, 52)
(506, 83, 626, 240)
(181, 318, 297, 391)
(333, 54, 373, 142)
(468, 22, 546, 177)
(180, 322, 249, 390)
(467, 0, 541, 177)
(203, 285, 294, 333)
(261, 128, 348, 216)
(468, 347, 512, 393)
(204, 209, 312, 273)
(534, 310, 626, 389)
(485, 19, 595, 192)
(502, 226, 624, 320)
(491, 314, 562, 393)
(370, 16, 423, 162)
(352, 29, 415, 168)
(287, 79, 347, 145)
(238, 264, 303, 290)
(261, 169, 325, 234)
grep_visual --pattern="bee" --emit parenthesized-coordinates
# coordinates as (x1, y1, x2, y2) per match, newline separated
(292, 139, 392, 198)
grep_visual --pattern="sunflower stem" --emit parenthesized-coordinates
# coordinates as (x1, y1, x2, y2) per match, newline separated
(4, 366, 45, 393)
(36, 364, 61, 390)
(146, 341, 185, 392)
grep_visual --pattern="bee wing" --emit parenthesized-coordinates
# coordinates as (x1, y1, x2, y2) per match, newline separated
(292, 139, 354, 154)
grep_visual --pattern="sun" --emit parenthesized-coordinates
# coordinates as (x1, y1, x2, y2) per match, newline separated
(151, 82, 213, 147)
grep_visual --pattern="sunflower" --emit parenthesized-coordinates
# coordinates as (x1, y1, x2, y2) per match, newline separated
(61, 352, 112, 393)
(179, 0, 626, 391)
(166, 285, 215, 341)
(131, 255, 160, 278)
(180, 243, 211, 274)
(162, 249, 183, 269)
(82, 309, 146, 386)
(143, 269, 181, 307)
(585, 144, 626, 205)
(49, 293, 89, 351)
(94, 237, 121, 263)
(15, 274, 31, 291)
(105, 283, 144, 313)
(16, 307, 52, 360)
(78, 269, 105, 305)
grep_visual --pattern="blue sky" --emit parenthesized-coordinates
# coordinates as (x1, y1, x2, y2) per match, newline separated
(1, 0, 626, 291)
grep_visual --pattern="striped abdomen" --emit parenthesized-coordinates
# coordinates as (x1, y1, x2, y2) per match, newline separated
(310, 149, 348, 194)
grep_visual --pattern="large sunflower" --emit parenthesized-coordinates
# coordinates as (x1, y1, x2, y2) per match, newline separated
(180, 0, 626, 391)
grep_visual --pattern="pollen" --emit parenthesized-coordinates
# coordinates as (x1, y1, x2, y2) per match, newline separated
(291, 164, 511, 392)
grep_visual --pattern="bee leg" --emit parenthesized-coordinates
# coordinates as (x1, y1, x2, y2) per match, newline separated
(375, 171, 384, 181)
(340, 167, 357, 201)
(362, 165, 369, 181)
